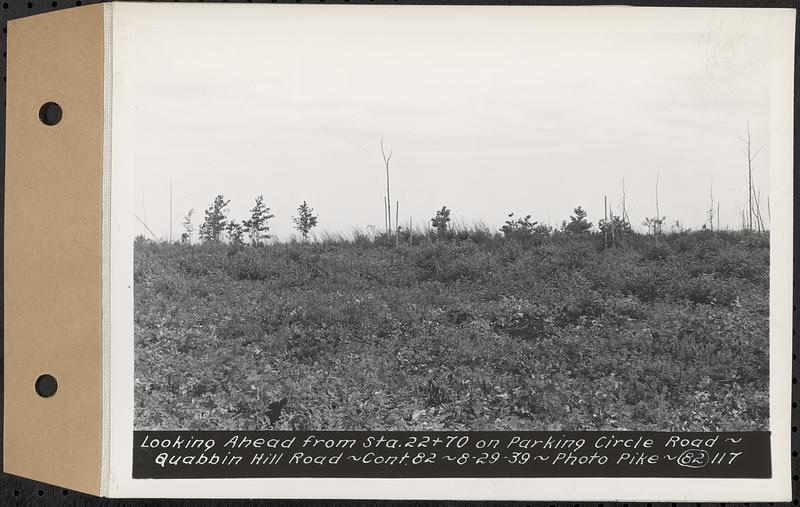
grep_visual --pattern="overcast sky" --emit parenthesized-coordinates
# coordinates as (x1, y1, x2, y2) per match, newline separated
(116, 4, 786, 240)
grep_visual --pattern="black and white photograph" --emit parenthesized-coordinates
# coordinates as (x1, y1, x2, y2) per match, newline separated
(129, 5, 783, 435)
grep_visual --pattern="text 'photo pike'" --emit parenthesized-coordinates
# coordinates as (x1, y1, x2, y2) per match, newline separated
(131, 6, 776, 434)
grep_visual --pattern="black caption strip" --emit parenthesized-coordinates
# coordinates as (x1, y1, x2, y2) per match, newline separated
(133, 431, 770, 479)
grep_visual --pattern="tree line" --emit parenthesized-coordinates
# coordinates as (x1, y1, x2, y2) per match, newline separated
(154, 123, 766, 247)
(177, 195, 318, 245)
(167, 194, 626, 246)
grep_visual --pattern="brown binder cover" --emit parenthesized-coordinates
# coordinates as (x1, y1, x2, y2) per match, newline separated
(4, 4, 104, 495)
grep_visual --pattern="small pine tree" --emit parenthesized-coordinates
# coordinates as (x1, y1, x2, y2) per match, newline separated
(598, 214, 631, 234)
(292, 201, 318, 240)
(642, 216, 666, 237)
(243, 195, 275, 245)
(226, 220, 245, 245)
(199, 195, 230, 243)
(225, 220, 245, 256)
(564, 206, 593, 234)
(599, 214, 631, 247)
(430, 206, 451, 238)
(532, 223, 553, 237)
(500, 213, 538, 239)
(180, 209, 194, 244)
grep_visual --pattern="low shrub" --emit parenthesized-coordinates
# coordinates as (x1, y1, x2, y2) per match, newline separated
(685, 275, 740, 306)
(134, 231, 769, 431)
(641, 244, 671, 261)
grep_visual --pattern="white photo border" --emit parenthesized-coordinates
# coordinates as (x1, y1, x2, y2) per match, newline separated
(106, 3, 795, 500)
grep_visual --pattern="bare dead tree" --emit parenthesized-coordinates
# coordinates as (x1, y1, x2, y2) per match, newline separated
(395, 201, 399, 247)
(745, 123, 753, 231)
(655, 172, 660, 226)
(169, 180, 173, 242)
(708, 181, 714, 232)
(383, 196, 388, 232)
(381, 137, 394, 233)
(654, 172, 662, 244)
(738, 123, 762, 232)
(621, 178, 629, 224)
(753, 190, 766, 232)
(135, 214, 160, 241)
(603, 195, 608, 248)
(767, 196, 771, 225)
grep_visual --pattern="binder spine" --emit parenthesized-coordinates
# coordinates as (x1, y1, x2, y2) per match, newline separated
(100, 2, 114, 498)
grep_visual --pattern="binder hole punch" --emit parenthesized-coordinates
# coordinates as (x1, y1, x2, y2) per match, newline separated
(38, 101, 62, 125)
(34, 374, 58, 397)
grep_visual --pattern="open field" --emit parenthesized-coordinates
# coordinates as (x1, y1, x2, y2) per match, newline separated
(134, 231, 769, 431)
